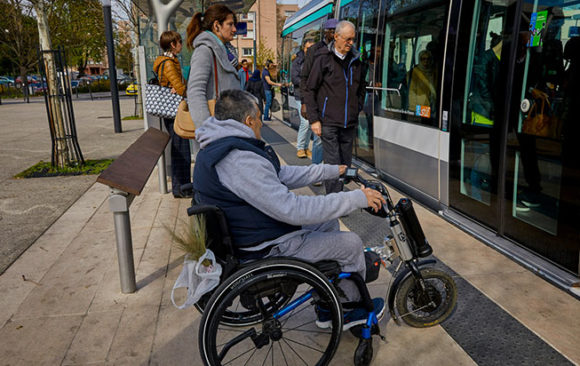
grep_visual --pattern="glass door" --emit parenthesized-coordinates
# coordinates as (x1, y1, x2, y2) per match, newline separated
(449, 0, 516, 230)
(503, 0, 580, 273)
(354, 0, 380, 165)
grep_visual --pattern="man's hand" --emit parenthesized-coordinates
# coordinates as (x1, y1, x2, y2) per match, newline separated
(338, 165, 347, 176)
(311, 121, 322, 136)
(300, 103, 307, 119)
(361, 185, 386, 212)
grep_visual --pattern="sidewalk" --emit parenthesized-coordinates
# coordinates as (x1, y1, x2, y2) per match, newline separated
(0, 116, 578, 365)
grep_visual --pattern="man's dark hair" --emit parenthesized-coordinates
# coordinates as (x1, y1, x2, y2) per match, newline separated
(241, 59, 248, 64)
(215, 89, 260, 122)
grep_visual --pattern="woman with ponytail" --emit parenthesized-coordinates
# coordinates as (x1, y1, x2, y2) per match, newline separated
(186, 4, 241, 129)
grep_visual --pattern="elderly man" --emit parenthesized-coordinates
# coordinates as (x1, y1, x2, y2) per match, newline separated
(193, 89, 385, 329)
(303, 20, 366, 194)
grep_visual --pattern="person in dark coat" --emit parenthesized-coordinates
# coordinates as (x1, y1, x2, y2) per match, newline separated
(245, 70, 266, 117)
(299, 18, 337, 119)
(303, 20, 366, 194)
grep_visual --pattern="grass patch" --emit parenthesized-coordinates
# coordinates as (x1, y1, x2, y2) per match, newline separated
(122, 115, 143, 120)
(15, 159, 114, 178)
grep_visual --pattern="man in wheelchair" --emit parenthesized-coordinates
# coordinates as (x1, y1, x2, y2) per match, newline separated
(193, 89, 386, 330)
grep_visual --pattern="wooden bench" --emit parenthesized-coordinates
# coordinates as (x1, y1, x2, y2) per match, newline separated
(97, 127, 170, 293)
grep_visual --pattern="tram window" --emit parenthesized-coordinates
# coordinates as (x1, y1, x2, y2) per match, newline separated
(376, 1, 448, 127)
(339, 0, 361, 27)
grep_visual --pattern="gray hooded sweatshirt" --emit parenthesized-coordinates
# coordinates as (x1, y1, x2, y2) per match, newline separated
(187, 31, 241, 128)
(195, 116, 368, 250)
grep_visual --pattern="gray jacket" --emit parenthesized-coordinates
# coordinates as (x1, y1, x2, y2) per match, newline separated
(187, 31, 240, 128)
(195, 116, 368, 249)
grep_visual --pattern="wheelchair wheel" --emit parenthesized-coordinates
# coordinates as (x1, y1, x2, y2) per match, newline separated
(194, 286, 295, 327)
(395, 267, 457, 328)
(199, 259, 343, 366)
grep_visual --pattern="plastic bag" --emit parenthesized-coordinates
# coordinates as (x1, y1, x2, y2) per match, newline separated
(171, 249, 222, 309)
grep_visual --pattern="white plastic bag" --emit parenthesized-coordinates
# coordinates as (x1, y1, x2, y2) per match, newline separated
(171, 249, 222, 309)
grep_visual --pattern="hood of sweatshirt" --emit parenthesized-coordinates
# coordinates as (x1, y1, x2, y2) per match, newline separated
(193, 31, 238, 77)
(195, 116, 257, 149)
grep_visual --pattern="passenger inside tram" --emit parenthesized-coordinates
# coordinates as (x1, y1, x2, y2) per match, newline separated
(407, 49, 437, 117)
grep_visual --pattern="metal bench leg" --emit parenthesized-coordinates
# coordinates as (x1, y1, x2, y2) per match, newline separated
(108, 189, 137, 293)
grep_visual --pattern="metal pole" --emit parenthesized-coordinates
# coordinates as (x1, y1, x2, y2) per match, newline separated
(102, 0, 122, 133)
(108, 189, 137, 293)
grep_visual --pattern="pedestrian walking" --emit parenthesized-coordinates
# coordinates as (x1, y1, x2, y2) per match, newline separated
(303, 20, 366, 194)
(153, 30, 192, 198)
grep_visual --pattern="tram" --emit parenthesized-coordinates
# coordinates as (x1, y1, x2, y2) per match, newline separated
(280, 0, 580, 285)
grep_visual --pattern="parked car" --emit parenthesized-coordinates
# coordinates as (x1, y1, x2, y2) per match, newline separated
(15, 75, 38, 84)
(0, 76, 14, 85)
(125, 82, 138, 95)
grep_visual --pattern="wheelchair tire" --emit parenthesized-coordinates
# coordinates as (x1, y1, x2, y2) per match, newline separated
(199, 259, 343, 366)
(394, 267, 457, 328)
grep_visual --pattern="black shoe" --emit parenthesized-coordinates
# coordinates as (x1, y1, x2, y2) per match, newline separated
(173, 190, 193, 199)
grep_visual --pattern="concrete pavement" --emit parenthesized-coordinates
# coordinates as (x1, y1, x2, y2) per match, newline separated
(0, 105, 579, 365)
(0, 97, 144, 274)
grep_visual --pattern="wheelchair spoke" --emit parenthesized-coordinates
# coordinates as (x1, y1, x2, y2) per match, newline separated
(281, 337, 309, 365)
(280, 301, 312, 328)
(282, 319, 317, 332)
(278, 342, 290, 366)
(283, 336, 325, 353)
(261, 343, 273, 366)
(282, 327, 332, 334)
(242, 348, 258, 366)
(222, 347, 256, 365)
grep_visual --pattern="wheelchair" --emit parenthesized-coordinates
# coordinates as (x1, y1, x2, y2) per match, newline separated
(188, 203, 382, 366)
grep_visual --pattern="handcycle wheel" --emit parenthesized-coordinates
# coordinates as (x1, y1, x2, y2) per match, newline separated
(199, 259, 343, 366)
(395, 267, 457, 328)
(194, 286, 295, 327)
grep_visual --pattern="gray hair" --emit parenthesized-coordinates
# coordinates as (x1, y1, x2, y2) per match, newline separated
(335, 20, 355, 36)
(214, 89, 260, 123)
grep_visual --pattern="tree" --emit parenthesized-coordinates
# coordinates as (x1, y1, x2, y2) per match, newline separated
(0, 0, 39, 101)
(256, 36, 275, 70)
(30, 0, 71, 168)
(48, 0, 105, 76)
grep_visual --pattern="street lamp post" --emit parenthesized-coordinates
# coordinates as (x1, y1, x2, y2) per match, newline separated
(102, 0, 122, 133)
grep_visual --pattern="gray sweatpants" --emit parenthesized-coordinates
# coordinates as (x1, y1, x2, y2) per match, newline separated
(267, 219, 365, 302)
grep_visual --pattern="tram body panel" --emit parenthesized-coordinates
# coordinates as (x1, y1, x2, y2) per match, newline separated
(373, 116, 449, 206)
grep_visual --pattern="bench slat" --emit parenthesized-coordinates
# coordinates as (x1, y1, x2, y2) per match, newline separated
(97, 127, 170, 196)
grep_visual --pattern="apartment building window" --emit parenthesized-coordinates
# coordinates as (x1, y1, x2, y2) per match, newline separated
(242, 48, 254, 56)
(244, 29, 255, 39)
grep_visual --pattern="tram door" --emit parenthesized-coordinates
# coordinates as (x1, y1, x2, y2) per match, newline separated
(449, 0, 515, 230)
(450, 0, 580, 273)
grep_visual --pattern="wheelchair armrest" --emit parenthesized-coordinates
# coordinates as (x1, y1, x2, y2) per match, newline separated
(187, 204, 221, 217)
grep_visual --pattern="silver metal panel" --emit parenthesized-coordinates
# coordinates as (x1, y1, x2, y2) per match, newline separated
(374, 138, 438, 200)
(440, 160, 449, 206)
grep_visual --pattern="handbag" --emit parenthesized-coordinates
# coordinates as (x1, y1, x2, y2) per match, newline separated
(145, 59, 183, 119)
(174, 51, 219, 139)
(171, 250, 222, 309)
(522, 92, 557, 138)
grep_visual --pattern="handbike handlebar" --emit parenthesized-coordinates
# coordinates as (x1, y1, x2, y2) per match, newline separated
(341, 168, 395, 215)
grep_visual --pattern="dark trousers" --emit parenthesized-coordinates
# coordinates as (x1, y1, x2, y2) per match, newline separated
(321, 125, 355, 193)
(163, 118, 191, 195)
